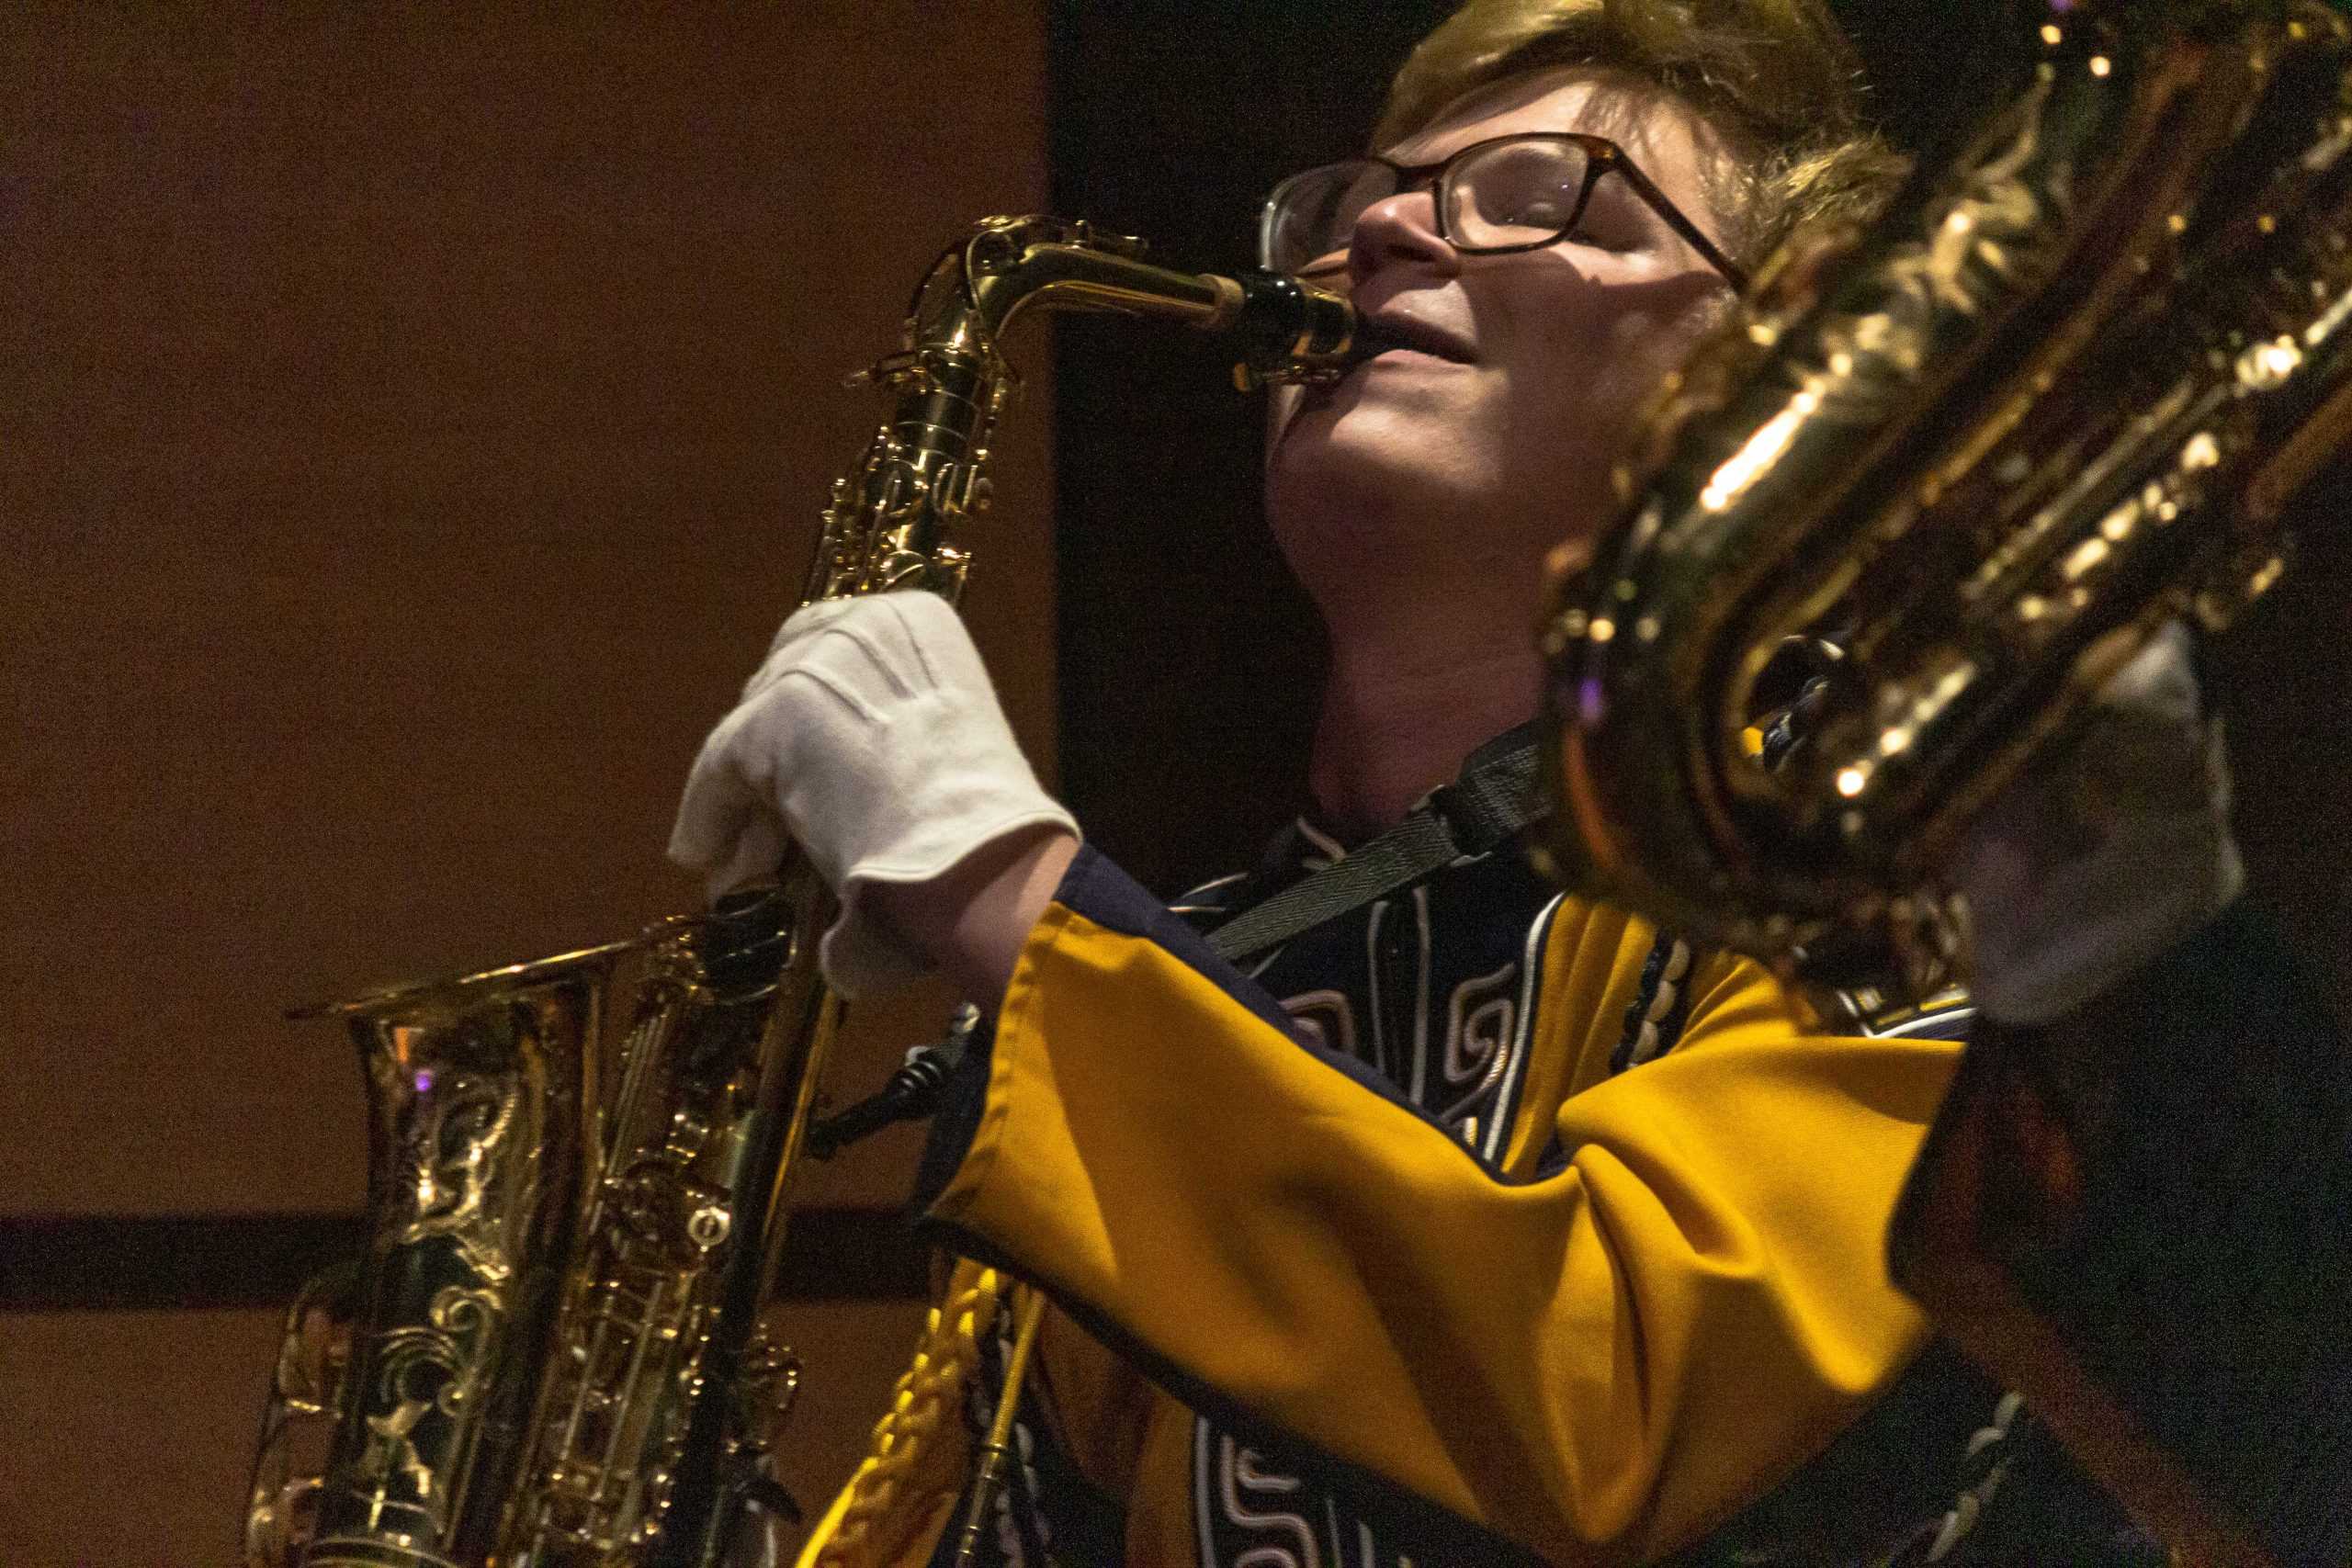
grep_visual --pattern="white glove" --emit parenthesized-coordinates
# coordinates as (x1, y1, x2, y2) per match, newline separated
(1953, 621, 2244, 1024)
(668, 592, 1078, 999)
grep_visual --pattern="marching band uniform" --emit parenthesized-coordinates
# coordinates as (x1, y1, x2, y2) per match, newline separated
(905, 827, 2154, 1565)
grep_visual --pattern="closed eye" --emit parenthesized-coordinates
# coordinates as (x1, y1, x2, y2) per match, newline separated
(1566, 184, 1653, 250)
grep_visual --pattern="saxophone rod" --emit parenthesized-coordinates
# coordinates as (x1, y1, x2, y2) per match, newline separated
(949, 1285, 1050, 1568)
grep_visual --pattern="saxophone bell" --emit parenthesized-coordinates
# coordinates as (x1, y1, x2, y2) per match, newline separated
(255, 941, 623, 1568)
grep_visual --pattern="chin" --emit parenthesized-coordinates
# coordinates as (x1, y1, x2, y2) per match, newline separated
(1272, 379, 1490, 507)
(1272, 428, 1463, 533)
(1269, 438, 1512, 601)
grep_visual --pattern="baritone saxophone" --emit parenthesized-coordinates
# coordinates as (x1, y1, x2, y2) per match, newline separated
(1539, 5, 2352, 1556)
(244, 216, 1367, 1568)
(1540, 0, 2352, 998)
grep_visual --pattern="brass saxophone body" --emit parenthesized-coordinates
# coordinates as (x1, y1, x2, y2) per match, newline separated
(1539, 0, 2352, 997)
(244, 218, 1360, 1568)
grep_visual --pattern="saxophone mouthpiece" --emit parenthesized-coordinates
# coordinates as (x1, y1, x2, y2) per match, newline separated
(1229, 270, 1365, 389)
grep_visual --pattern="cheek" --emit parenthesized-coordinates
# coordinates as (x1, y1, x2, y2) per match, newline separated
(1612, 295, 1715, 385)
(1491, 292, 1717, 538)
(1523, 293, 1708, 448)
(1500, 310, 1632, 475)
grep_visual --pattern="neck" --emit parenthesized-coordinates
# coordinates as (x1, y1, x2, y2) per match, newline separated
(1306, 599, 1546, 833)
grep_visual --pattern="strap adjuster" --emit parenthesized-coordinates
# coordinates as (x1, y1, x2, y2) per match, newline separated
(1429, 746, 1543, 858)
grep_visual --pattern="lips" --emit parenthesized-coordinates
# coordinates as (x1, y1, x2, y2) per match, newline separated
(1362, 311, 1475, 365)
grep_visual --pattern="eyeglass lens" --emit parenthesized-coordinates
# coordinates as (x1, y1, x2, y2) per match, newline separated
(1445, 139, 1594, 251)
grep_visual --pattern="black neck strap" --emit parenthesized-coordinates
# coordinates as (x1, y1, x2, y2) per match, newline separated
(1204, 725, 1547, 964)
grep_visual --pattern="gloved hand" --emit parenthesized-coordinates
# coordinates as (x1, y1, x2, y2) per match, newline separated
(1953, 621, 2244, 1024)
(668, 592, 1078, 999)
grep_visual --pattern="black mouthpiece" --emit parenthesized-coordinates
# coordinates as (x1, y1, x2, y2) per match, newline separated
(1231, 270, 1363, 387)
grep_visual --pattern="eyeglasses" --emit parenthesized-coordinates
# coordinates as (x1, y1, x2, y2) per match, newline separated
(1259, 131, 1747, 292)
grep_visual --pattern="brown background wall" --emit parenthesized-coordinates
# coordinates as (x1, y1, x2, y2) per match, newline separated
(1, 6, 1051, 1562)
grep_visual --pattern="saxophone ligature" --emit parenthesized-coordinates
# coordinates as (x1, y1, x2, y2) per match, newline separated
(1538, 0, 2352, 999)
(244, 217, 1371, 1568)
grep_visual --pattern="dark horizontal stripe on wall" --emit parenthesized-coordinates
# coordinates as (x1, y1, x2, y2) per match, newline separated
(0, 1207, 933, 1313)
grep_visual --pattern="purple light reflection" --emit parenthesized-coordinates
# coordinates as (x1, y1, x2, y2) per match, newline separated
(414, 1069, 436, 1093)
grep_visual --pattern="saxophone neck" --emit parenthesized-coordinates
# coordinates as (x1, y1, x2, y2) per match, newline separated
(809, 215, 1371, 606)
(906, 214, 1371, 384)
(944, 214, 1362, 375)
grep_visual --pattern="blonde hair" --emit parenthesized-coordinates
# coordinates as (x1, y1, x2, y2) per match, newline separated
(1374, 0, 1909, 265)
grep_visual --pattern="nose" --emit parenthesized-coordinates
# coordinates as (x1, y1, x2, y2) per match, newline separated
(1346, 186, 1457, 291)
